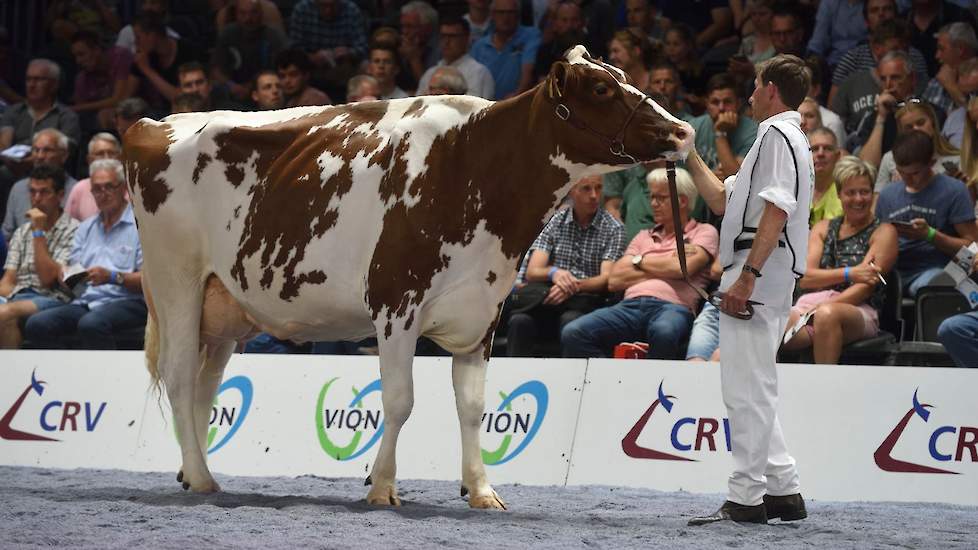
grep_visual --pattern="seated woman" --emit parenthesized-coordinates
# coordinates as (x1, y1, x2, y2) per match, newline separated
(873, 101, 960, 193)
(781, 156, 898, 364)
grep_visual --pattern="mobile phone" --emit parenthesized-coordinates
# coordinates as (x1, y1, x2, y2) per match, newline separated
(943, 160, 960, 173)
(890, 220, 914, 227)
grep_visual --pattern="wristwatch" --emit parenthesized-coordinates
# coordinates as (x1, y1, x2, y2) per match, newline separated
(742, 264, 762, 278)
(114, 271, 125, 285)
(632, 254, 644, 268)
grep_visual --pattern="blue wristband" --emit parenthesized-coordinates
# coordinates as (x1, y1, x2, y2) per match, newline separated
(548, 266, 558, 282)
(31, 230, 45, 238)
(844, 265, 850, 283)
(110, 270, 118, 285)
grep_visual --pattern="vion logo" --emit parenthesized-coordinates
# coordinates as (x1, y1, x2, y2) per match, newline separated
(0, 369, 107, 441)
(622, 380, 730, 461)
(481, 380, 548, 466)
(875, 389, 976, 474)
(206, 376, 253, 454)
(316, 377, 383, 461)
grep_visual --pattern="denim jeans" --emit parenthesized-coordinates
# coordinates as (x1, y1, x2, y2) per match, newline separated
(560, 296, 693, 359)
(901, 266, 946, 297)
(685, 300, 720, 360)
(9, 288, 65, 312)
(24, 298, 148, 349)
(937, 311, 978, 367)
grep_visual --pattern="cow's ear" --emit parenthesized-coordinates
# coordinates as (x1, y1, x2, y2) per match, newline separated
(547, 62, 570, 100)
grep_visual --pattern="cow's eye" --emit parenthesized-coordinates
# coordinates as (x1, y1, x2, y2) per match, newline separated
(594, 83, 610, 96)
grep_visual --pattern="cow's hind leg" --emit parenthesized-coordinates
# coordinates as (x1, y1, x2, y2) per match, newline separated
(190, 340, 236, 482)
(453, 349, 506, 509)
(365, 334, 416, 506)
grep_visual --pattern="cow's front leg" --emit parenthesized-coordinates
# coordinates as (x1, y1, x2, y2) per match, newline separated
(365, 335, 416, 506)
(453, 350, 506, 510)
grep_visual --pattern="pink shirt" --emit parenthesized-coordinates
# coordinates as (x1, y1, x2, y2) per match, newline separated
(623, 219, 719, 311)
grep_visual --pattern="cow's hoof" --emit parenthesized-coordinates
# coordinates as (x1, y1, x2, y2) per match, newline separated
(468, 490, 506, 510)
(177, 471, 184, 483)
(366, 486, 401, 506)
(460, 485, 468, 497)
(190, 478, 221, 493)
(364, 475, 372, 486)
(182, 481, 190, 491)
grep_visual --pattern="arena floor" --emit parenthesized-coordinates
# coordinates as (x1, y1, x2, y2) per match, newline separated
(2, 466, 974, 549)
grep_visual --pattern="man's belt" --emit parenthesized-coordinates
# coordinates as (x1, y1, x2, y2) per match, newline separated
(733, 239, 786, 252)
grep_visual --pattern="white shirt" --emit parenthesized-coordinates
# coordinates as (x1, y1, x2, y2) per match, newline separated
(720, 111, 814, 276)
(417, 54, 496, 100)
(381, 87, 410, 100)
(115, 24, 181, 53)
(819, 106, 846, 149)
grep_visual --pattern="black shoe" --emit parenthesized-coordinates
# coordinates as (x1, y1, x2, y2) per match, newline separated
(687, 500, 768, 526)
(764, 493, 808, 521)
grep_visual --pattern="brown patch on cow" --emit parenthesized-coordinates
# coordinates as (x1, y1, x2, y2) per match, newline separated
(192, 153, 211, 184)
(123, 119, 176, 214)
(404, 99, 428, 119)
(385, 321, 393, 339)
(378, 138, 412, 202)
(486, 271, 496, 284)
(227, 103, 390, 300)
(480, 300, 505, 362)
(404, 309, 415, 331)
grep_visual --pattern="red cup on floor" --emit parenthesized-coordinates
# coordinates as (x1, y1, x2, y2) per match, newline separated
(613, 342, 649, 359)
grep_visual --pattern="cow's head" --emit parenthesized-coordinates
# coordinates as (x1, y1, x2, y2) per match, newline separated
(543, 45, 694, 165)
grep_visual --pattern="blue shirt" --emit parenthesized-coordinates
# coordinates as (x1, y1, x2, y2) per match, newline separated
(70, 205, 143, 309)
(875, 174, 976, 274)
(806, 0, 868, 66)
(471, 26, 541, 100)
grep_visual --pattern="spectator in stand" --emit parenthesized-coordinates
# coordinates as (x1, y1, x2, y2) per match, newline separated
(906, 0, 978, 77)
(0, 165, 79, 349)
(941, 58, 978, 148)
(130, 12, 201, 111)
(808, 128, 844, 225)
(23, 158, 146, 350)
(45, 0, 121, 47)
(937, 252, 978, 367)
(418, 18, 494, 99)
(836, 50, 917, 153)
(250, 70, 284, 110)
(464, 0, 492, 46)
(606, 29, 655, 95)
(215, 0, 285, 34)
(367, 45, 409, 100)
(398, 1, 441, 93)
(922, 23, 978, 118)
(426, 67, 469, 95)
(737, 0, 776, 64)
(685, 256, 723, 362)
(506, 175, 624, 357)
(805, 57, 846, 146)
(799, 97, 823, 133)
(624, 0, 667, 43)
(3, 129, 78, 241)
(769, 4, 807, 57)
(687, 73, 759, 179)
(659, 0, 732, 50)
(664, 24, 708, 108)
(116, 0, 181, 54)
(782, 156, 898, 364)
(561, 168, 718, 359)
(276, 48, 332, 107)
(875, 130, 978, 296)
(533, 2, 588, 84)
(648, 64, 690, 118)
(212, 0, 289, 103)
(69, 31, 138, 132)
(346, 74, 380, 102)
(114, 97, 150, 138)
(175, 62, 243, 111)
(288, 0, 369, 99)
(170, 92, 207, 114)
(871, 100, 961, 192)
(65, 133, 122, 222)
(0, 59, 81, 216)
(959, 96, 978, 205)
(470, 0, 541, 100)
(805, 0, 868, 69)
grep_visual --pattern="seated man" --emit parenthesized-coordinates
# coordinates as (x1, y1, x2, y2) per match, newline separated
(251, 70, 284, 110)
(808, 127, 843, 226)
(175, 62, 244, 111)
(687, 73, 758, 179)
(69, 30, 138, 132)
(561, 168, 718, 359)
(346, 74, 380, 102)
(24, 159, 146, 349)
(418, 17, 494, 99)
(65, 132, 123, 222)
(937, 253, 978, 367)
(2, 128, 79, 241)
(426, 66, 468, 95)
(0, 165, 78, 348)
(506, 175, 624, 357)
(367, 45, 409, 100)
(276, 48, 332, 107)
(875, 130, 978, 296)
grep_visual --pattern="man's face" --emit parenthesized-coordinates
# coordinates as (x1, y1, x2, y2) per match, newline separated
(252, 73, 283, 109)
(316, 0, 338, 20)
(179, 69, 211, 99)
(367, 49, 398, 84)
(749, 77, 771, 120)
(866, 0, 896, 30)
(491, 0, 520, 35)
(878, 58, 914, 99)
(32, 134, 67, 167)
(133, 26, 159, 53)
(236, 0, 263, 31)
(400, 11, 429, 43)
(895, 162, 933, 189)
(277, 64, 307, 96)
(25, 63, 57, 104)
(570, 176, 602, 217)
(352, 80, 380, 101)
(439, 23, 469, 63)
(936, 33, 964, 68)
(648, 179, 679, 222)
(706, 88, 739, 121)
(553, 4, 583, 35)
(809, 133, 840, 176)
(649, 68, 678, 100)
(90, 169, 127, 214)
(87, 139, 121, 165)
(71, 41, 100, 72)
(771, 15, 803, 54)
(625, 0, 650, 30)
(28, 178, 62, 213)
(870, 37, 903, 61)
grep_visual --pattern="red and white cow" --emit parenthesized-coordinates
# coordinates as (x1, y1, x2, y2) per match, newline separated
(124, 46, 693, 508)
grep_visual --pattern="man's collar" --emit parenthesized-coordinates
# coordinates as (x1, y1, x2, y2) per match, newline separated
(757, 110, 800, 132)
(99, 203, 135, 228)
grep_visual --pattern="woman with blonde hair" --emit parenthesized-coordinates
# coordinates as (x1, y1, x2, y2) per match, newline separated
(799, 97, 823, 133)
(608, 28, 655, 94)
(871, 101, 960, 192)
(958, 96, 978, 208)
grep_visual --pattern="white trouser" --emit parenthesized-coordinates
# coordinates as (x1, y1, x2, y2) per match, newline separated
(718, 248, 800, 506)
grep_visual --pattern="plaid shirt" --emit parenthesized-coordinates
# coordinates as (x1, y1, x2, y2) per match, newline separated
(288, 0, 368, 60)
(922, 77, 955, 117)
(3, 213, 78, 301)
(517, 208, 624, 282)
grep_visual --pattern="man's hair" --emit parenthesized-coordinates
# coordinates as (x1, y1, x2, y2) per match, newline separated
(756, 54, 810, 109)
(172, 92, 207, 112)
(116, 97, 150, 119)
(705, 73, 739, 96)
(346, 74, 378, 99)
(878, 49, 913, 74)
(88, 132, 121, 154)
(33, 128, 69, 152)
(178, 61, 207, 80)
(90, 158, 126, 184)
(28, 58, 61, 86)
(275, 48, 313, 74)
(252, 68, 278, 88)
(370, 44, 401, 66)
(940, 22, 978, 55)
(807, 126, 837, 145)
(892, 129, 934, 167)
(647, 167, 698, 205)
(440, 16, 470, 34)
(862, 0, 895, 21)
(650, 62, 679, 78)
(71, 30, 103, 49)
(133, 11, 167, 36)
(402, 0, 439, 28)
(430, 66, 468, 94)
(30, 164, 66, 193)
(771, 1, 801, 27)
(870, 18, 910, 45)
(833, 155, 878, 188)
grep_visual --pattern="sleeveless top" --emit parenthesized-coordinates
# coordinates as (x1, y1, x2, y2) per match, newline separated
(819, 217, 884, 311)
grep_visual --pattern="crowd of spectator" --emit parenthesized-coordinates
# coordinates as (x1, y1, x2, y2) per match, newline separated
(1, 0, 977, 366)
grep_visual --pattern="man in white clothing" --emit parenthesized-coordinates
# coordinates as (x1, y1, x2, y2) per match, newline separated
(417, 18, 494, 99)
(686, 54, 814, 525)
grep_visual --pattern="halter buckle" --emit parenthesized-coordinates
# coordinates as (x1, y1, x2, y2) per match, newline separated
(555, 104, 570, 121)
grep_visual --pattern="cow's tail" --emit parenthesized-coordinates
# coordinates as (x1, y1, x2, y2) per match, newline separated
(143, 276, 163, 396)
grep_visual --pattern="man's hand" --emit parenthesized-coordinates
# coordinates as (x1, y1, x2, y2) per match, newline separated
(720, 272, 755, 317)
(551, 268, 580, 295)
(936, 64, 958, 90)
(86, 266, 112, 286)
(26, 208, 47, 230)
(894, 218, 931, 241)
(876, 91, 897, 119)
(714, 111, 739, 134)
(133, 49, 151, 73)
(543, 284, 571, 305)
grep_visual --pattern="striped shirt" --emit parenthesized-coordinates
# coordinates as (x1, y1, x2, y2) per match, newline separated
(921, 77, 954, 117)
(517, 208, 624, 282)
(4, 213, 78, 301)
(831, 44, 929, 86)
(288, 0, 368, 60)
